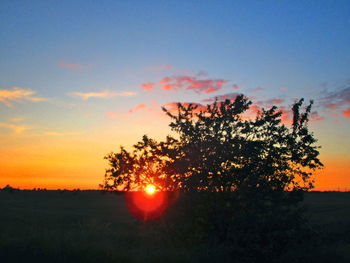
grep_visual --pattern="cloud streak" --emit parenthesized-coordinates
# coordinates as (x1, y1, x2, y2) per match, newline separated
(141, 74, 228, 94)
(57, 61, 84, 70)
(0, 116, 81, 136)
(319, 86, 350, 118)
(43, 131, 81, 136)
(141, 83, 155, 91)
(68, 90, 136, 100)
(343, 108, 350, 117)
(106, 101, 162, 119)
(128, 104, 147, 113)
(0, 87, 46, 107)
(146, 64, 175, 72)
(0, 122, 32, 135)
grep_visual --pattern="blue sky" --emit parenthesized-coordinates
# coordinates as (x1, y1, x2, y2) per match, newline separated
(1, 0, 349, 95)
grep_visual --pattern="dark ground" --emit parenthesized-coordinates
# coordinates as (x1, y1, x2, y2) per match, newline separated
(0, 190, 349, 262)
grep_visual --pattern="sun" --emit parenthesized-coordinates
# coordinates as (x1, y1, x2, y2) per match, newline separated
(145, 184, 156, 195)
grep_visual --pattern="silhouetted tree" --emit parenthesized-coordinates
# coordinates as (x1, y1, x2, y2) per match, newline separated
(102, 135, 179, 191)
(103, 95, 322, 193)
(102, 94, 323, 262)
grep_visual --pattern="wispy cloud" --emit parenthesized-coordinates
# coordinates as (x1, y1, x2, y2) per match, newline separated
(128, 104, 147, 113)
(318, 86, 350, 118)
(310, 111, 325, 121)
(0, 122, 32, 135)
(343, 108, 350, 118)
(68, 90, 136, 100)
(250, 87, 264, 93)
(141, 83, 155, 91)
(255, 98, 285, 106)
(57, 61, 84, 70)
(141, 74, 228, 94)
(0, 116, 80, 136)
(265, 98, 285, 105)
(320, 87, 350, 108)
(106, 101, 161, 119)
(146, 64, 175, 72)
(0, 87, 46, 107)
(9, 117, 24, 122)
(42, 131, 81, 136)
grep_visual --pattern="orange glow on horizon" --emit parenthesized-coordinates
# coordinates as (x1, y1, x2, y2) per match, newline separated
(0, 141, 349, 191)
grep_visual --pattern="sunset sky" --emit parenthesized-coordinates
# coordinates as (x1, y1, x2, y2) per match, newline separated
(1, 1, 349, 190)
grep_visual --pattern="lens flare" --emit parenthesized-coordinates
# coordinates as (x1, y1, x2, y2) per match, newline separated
(125, 186, 168, 221)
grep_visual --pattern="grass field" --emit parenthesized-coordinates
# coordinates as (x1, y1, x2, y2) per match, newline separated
(1, 190, 349, 262)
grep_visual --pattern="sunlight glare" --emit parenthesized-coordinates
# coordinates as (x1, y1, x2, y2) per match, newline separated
(145, 184, 156, 195)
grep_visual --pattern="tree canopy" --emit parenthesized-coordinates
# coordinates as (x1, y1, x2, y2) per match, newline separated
(102, 95, 323, 194)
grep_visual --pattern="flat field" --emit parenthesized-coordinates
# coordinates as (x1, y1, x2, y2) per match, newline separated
(0, 190, 349, 262)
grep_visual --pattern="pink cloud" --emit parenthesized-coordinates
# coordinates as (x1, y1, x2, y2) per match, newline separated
(146, 64, 175, 72)
(162, 102, 180, 113)
(128, 104, 147, 113)
(265, 98, 285, 105)
(280, 87, 288, 91)
(310, 111, 325, 122)
(188, 79, 227, 94)
(319, 86, 350, 118)
(162, 84, 175, 91)
(106, 101, 164, 120)
(232, 84, 240, 90)
(57, 61, 84, 70)
(250, 87, 264, 92)
(161, 75, 227, 94)
(278, 107, 323, 124)
(162, 64, 174, 70)
(141, 74, 228, 94)
(249, 105, 261, 114)
(254, 98, 287, 109)
(320, 87, 350, 106)
(163, 102, 207, 115)
(343, 107, 350, 118)
(240, 104, 261, 120)
(141, 83, 155, 91)
(324, 103, 338, 110)
(159, 77, 171, 84)
(278, 106, 293, 124)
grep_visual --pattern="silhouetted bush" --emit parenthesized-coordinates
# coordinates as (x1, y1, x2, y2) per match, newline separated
(102, 95, 323, 261)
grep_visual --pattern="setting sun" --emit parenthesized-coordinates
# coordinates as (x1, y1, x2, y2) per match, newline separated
(145, 184, 156, 195)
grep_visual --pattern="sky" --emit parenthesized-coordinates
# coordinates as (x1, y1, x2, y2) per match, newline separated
(0, 0, 349, 190)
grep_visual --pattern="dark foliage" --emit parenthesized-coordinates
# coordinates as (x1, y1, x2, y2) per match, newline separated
(102, 94, 323, 262)
(103, 95, 322, 192)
